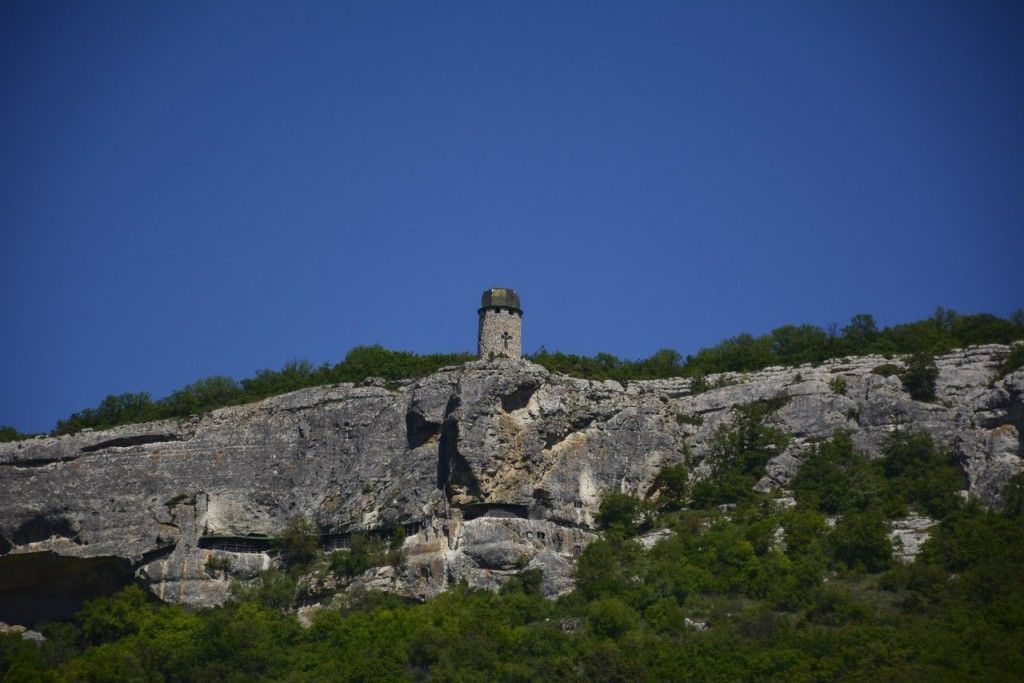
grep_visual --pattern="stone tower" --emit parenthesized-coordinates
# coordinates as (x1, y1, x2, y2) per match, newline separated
(477, 287, 523, 359)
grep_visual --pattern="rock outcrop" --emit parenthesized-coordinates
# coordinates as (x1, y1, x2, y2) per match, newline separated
(1, 345, 1021, 618)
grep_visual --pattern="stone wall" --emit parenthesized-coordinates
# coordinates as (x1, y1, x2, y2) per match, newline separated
(478, 308, 522, 359)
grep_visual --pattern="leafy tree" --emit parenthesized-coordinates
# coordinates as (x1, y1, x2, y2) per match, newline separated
(9, 498, 1024, 681)
(842, 313, 879, 352)
(29, 308, 1024, 440)
(900, 352, 939, 401)
(880, 429, 961, 518)
(76, 584, 150, 645)
(1002, 472, 1024, 517)
(649, 463, 689, 511)
(0, 425, 30, 442)
(329, 533, 385, 577)
(164, 376, 243, 416)
(829, 511, 892, 572)
(997, 345, 1024, 377)
(769, 324, 832, 365)
(56, 392, 156, 434)
(791, 431, 883, 515)
(1010, 308, 1024, 329)
(596, 491, 651, 535)
(691, 395, 790, 508)
(275, 516, 320, 568)
(499, 569, 544, 596)
(587, 597, 638, 638)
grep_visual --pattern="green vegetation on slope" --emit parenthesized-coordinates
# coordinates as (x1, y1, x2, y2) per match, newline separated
(7, 307, 1023, 440)
(530, 308, 1024, 380)
(3, 420, 1023, 681)
(52, 347, 474, 436)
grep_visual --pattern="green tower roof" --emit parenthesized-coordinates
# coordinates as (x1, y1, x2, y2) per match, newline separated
(480, 287, 522, 312)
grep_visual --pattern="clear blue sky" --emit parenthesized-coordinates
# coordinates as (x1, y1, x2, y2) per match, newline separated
(2, 1, 1022, 434)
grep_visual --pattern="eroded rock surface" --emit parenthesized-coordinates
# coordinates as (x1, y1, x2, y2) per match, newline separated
(1, 345, 1021, 613)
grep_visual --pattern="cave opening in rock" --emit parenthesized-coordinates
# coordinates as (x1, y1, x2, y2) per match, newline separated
(0, 552, 134, 627)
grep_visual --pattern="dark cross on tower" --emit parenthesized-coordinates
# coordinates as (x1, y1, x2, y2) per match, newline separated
(501, 331, 513, 349)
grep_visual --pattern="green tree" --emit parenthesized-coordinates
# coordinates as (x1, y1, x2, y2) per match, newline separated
(76, 584, 150, 645)
(0, 425, 28, 443)
(1002, 472, 1024, 517)
(829, 512, 891, 572)
(900, 352, 939, 401)
(275, 516, 320, 568)
(691, 396, 791, 508)
(596, 491, 651, 534)
(791, 431, 882, 514)
(881, 429, 961, 518)
(163, 376, 243, 416)
(650, 463, 689, 511)
(997, 345, 1024, 377)
(587, 597, 638, 638)
(842, 313, 879, 352)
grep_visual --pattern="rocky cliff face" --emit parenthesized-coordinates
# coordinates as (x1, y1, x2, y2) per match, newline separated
(1, 345, 1021, 618)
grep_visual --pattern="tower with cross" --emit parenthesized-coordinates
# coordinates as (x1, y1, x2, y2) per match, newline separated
(477, 287, 523, 359)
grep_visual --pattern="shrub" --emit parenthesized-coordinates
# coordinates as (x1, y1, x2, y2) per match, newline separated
(587, 597, 638, 639)
(0, 425, 33, 442)
(791, 431, 882, 515)
(1002, 472, 1024, 517)
(275, 516, 320, 568)
(675, 413, 704, 427)
(205, 555, 232, 574)
(328, 530, 405, 578)
(900, 352, 939, 401)
(596, 492, 651, 534)
(499, 569, 544, 596)
(76, 585, 150, 645)
(872, 363, 902, 378)
(828, 376, 847, 395)
(231, 568, 297, 609)
(649, 463, 689, 512)
(829, 512, 892, 572)
(997, 345, 1024, 378)
(690, 395, 791, 508)
(881, 429, 961, 519)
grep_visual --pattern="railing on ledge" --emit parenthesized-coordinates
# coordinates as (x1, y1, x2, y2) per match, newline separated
(197, 521, 426, 555)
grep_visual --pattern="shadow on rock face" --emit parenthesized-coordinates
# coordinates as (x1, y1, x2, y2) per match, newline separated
(0, 552, 133, 627)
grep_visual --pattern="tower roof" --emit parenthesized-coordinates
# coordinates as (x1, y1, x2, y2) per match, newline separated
(480, 287, 521, 312)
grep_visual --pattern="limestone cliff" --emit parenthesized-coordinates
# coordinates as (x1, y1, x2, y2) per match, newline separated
(1, 344, 1021, 618)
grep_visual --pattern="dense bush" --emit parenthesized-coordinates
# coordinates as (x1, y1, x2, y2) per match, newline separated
(829, 511, 892, 572)
(49, 347, 474, 436)
(6, 308, 1020, 440)
(0, 425, 33, 442)
(792, 428, 962, 521)
(4, 497, 1023, 680)
(879, 429, 962, 518)
(899, 352, 939, 401)
(997, 344, 1024, 377)
(329, 532, 404, 578)
(596, 491, 653, 535)
(275, 516, 321, 568)
(649, 463, 689, 512)
(690, 394, 790, 508)
(791, 431, 882, 515)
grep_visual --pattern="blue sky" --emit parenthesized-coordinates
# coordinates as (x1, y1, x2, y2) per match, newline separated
(2, 1, 1022, 433)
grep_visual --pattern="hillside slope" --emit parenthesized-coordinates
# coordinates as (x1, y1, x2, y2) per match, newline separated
(1, 344, 1021, 618)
